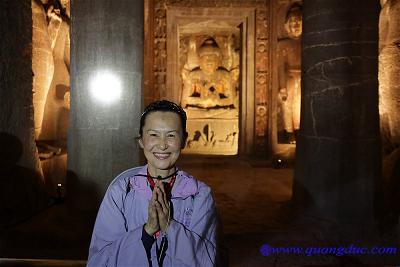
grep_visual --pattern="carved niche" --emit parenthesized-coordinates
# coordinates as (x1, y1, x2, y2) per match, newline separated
(180, 35, 240, 155)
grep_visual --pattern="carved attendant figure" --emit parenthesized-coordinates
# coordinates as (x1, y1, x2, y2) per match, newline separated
(277, 4, 302, 143)
(41, 0, 70, 146)
(32, 0, 54, 139)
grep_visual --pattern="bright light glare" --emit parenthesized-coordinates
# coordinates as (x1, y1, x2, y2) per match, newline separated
(90, 71, 122, 103)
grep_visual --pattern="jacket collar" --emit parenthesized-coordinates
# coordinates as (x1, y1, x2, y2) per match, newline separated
(129, 165, 198, 200)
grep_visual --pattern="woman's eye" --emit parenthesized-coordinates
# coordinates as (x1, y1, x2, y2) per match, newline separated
(149, 133, 158, 137)
(167, 134, 176, 138)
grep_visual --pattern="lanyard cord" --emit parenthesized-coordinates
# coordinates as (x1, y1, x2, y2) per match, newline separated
(156, 234, 168, 265)
(135, 168, 178, 181)
(146, 174, 176, 193)
(136, 168, 175, 266)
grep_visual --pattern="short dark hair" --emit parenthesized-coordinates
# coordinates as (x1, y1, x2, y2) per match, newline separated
(139, 100, 188, 138)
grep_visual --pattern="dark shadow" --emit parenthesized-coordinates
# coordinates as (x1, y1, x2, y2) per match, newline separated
(0, 169, 102, 260)
(0, 132, 49, 229)
(55, 84, 69, 100)
(216, 212, 229, 267)
(65, 170, 101, 218)
(381, 146, 400, 231)
(62, 170, 103, 259)
(0, 132, 102, 260)
(0, 132, 51, 257)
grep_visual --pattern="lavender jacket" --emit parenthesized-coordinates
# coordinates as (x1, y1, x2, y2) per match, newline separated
(87, 165, 218, 267)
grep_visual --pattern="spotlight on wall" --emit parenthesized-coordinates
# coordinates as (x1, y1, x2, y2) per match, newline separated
(90, 71, 122, 104)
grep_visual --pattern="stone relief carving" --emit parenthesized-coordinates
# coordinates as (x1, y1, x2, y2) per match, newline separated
(256, 104, 268, 144)
(153, 5, 167, 99)
(255, 7, 269, 148)
(277, 3, 302, 144)
(180, 37, 239, 109)
(256, 40, 268, 73)
(186, 123, 238, 150)
(379, 0, 400, 151)
(185, 118, 239, 155)
(29, 0, 70, 196)
(33, 0, 70, 159)
(154, 39, 167, 71)
(32, 0, 55, 141)
(256, 9, 269, 39)
(165, 0, 266, 7)
(154, 9, 167, 38)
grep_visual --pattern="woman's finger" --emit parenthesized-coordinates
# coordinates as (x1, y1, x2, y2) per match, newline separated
(155, 200, 169, 232)
(158, 183, 169, 208)
(162, 186, 168, 211)
(155, 200, 165, 216)
(156, 187, 168, 213)
(146, 192, 160, 235)
(151, 187, 158, 203)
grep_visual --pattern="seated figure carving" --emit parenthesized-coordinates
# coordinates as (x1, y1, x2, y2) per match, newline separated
(181, 38, 238, 109)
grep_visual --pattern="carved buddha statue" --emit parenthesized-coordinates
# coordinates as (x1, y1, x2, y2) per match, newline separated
(181, 38, 238, 109)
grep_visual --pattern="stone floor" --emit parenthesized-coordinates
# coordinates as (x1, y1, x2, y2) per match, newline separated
(1, 158, 400, 266)
(181, 158, 400, 266)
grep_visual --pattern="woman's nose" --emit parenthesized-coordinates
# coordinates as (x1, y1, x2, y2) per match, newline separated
(158, 138, 168, 150)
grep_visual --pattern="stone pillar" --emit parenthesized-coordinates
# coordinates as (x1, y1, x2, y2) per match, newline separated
(293, 0, 381, 223)
(0, 0, 41, 175)
(68, 0, 143, 210)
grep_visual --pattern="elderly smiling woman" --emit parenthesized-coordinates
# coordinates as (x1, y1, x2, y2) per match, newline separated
(87, 100, 219, 267)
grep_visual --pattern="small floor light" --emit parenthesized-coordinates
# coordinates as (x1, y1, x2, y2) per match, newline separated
(55, 183, 65, 204)
(273, 158, 283, 169)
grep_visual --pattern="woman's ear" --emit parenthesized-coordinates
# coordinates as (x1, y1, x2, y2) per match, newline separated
(137, 136, 144, 149)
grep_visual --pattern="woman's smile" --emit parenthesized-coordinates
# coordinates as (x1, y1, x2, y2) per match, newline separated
(153, 152, 171, 160)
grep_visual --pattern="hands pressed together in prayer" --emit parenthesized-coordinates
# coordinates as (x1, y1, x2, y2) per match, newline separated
(144, 181, 171, 236)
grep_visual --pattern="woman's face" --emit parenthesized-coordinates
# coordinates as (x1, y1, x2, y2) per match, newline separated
(139, 111, 184, 175)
